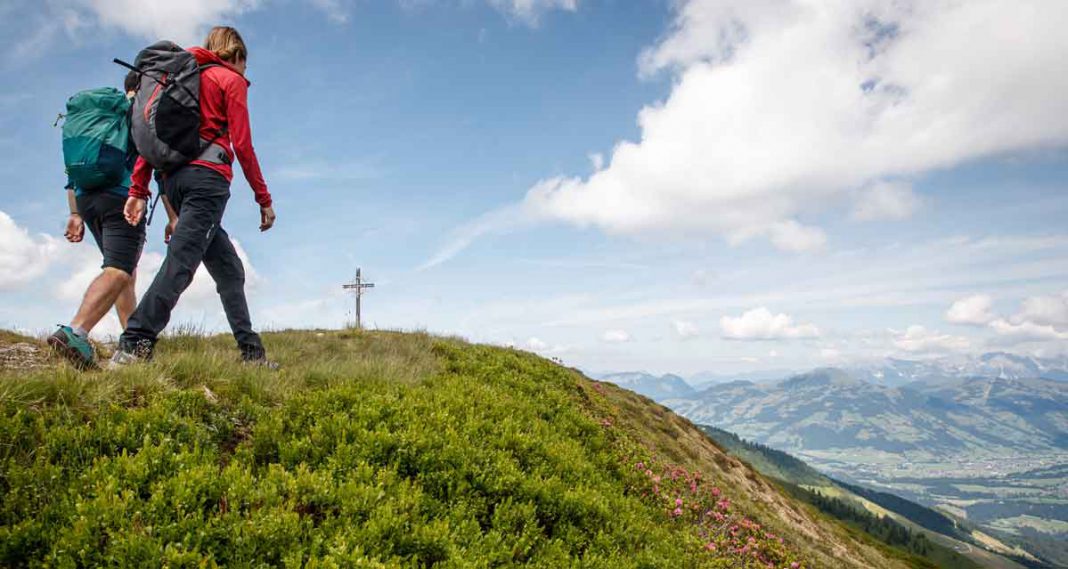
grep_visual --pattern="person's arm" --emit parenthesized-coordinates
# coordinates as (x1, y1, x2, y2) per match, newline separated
(128, 156, 153, 201)
(64, 188, 84, 243)
(223, 76, 275, 231)
(161, 194, 178, 243)
(124, 156, 153, 226)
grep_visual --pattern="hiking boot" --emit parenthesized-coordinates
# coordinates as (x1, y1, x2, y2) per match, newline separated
(105, 339, 154, 370)
(47, 325, 96, 370)
(240, 344, 279, 370)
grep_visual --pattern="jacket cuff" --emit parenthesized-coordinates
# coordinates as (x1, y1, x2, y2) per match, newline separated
(129, 185, 152, 200)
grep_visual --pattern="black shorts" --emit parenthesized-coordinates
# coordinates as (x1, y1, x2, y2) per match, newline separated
(75, 192, 146, 275)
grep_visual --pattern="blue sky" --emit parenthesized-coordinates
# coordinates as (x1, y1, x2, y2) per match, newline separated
(1, 0, 1066, 376)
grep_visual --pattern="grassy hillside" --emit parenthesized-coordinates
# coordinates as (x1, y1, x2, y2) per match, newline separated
(0, 330, 906, 568)
(698, 425, 1039, 569)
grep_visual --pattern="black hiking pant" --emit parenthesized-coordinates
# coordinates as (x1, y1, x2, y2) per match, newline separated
(120, 165, 264, 356)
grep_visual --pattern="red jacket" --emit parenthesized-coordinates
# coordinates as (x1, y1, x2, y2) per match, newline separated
(129, 47, 272, 207)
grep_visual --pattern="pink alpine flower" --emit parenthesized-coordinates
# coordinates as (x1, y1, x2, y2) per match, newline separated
(672, 507, 683, 517)
(675, 498, 683, 507)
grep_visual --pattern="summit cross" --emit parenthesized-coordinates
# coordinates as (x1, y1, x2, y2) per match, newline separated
(342, 268, 375, 330)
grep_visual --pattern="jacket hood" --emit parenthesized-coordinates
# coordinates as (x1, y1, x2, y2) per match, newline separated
(187, 46, 250, 86)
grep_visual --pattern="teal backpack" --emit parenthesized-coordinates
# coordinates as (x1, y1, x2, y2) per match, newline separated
(61, 87, 132, 191)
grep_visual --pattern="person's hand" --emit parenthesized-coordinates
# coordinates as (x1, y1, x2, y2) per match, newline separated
(164, 218, 177, 244)
(64, 213, 84, 243)
(124, 197, 146, 226)
(259, 205, 276, 232)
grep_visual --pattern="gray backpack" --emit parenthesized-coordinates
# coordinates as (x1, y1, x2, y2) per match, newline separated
(115, 41, 227, 173)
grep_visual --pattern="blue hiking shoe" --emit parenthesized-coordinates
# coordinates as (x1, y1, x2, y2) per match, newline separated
(47, 325, 96, 370)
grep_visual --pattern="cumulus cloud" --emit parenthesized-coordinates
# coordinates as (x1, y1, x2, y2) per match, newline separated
(430, 0, 1068, 263)
(893, 325, 970, 353)
(602, 329, 631, 343)
(0, 211, 62, 290)
(943, 291, 1068, 344)
(984, 291, 1068, 342)
(720, 307, 819, 340)
(673, 319, 700, 339)
(510, 336, 569, 354)
(1016, 291, 1068, 327)
(945, 294, 995, 326)
(72, 0, 259, 45)
(988, 318, 1068, 342)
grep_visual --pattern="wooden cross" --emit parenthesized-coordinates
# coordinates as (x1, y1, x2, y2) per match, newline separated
(342, 268, 375, 330)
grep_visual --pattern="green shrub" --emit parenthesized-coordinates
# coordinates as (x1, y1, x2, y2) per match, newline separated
(0, 331, 805, 567)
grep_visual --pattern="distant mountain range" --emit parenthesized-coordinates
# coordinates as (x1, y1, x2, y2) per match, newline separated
(847, 352, 1068, 387)
(600, 352, 1068, 565)
(666, 369, 1066, 456)
(596, 353, 1068, 403)
(595, 371, 697, 401)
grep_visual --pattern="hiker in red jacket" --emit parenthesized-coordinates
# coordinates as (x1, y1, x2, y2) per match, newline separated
(110, 26, 277, 368)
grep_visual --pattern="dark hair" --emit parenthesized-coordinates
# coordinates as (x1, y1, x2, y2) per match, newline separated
(124, 70, 139, 93)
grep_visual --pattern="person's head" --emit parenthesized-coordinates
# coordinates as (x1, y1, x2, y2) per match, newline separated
(204, 26, 248, 74)
(123, 71, 139, 97)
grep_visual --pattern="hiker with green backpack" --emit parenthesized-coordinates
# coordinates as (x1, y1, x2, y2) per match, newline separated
(48, 73, 178, 369)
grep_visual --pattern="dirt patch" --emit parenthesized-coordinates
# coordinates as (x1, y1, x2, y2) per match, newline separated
(0, 342, 51, 371)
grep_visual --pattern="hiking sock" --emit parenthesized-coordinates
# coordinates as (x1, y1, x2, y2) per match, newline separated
(71, 326, 89, 339)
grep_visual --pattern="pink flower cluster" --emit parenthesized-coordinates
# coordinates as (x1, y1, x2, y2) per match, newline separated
(631, 458, 804, 569)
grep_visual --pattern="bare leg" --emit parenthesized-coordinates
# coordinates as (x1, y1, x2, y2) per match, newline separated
(70, 267, 133, 333)
(114, 272, 137, 329)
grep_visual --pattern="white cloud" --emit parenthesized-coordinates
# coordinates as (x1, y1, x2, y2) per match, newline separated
(427, 0, 1068, 262)
(525, 336, 549, 351)
(720, 307, 819, 340)
(942, 291, 1067, 344)
(516, 336, 569, 354)
(892, 325, 970, 354)
(984, 291, 1068, 343)
(1016, 291, 1068, 327)
(852, 181, 920, 221)
(71, 0, 260, 45)
(486, 0, 577, 24)
(945, 294, 995, 326)
(0, 211, 62, 290)
(11, 0, 577, 64)
(988, 318, 1068, 342)
(420, 203, 534, 270)
(764, 220, 827, 253)
(673, 319, 700, 339)
(602, 329, 631, 343)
